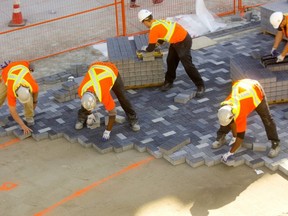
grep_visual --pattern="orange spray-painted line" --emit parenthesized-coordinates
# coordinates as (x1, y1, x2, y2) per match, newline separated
(34, 156, 154, 216)
(0, 138, 20, 149)
(0, 182, 18, 191)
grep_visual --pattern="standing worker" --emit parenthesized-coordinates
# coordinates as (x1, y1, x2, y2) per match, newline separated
(211, 79, 280, 164)
(76, 61, 140, 141)
(0, 61, 39, 134)
(138, 9, 205, 97)
(270, 11, 288, 63)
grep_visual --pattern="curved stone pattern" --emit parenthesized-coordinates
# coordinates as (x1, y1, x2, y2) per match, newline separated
(1, 23, 288, 176)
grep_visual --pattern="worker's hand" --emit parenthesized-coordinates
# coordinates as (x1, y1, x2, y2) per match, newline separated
(276, 55, 285, 63)
(102, 129, 111, 142)
(21, 124, 33, 135)
(271, 48, 279, 57)
(228, 137, 236, 146)
(141, 45, 147, 51)
(221, 151, 234, 163)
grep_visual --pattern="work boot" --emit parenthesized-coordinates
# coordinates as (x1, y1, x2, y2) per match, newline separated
(268, 141, 280, 158)
(75, 121, 84, 130)
(160, 82, 173, 91)
(211, 135, 226, 149)
(129, 3, 140, 9)
(195, 86, 205, 98)
(25, 117, 35, 126)
(130, 120, 140, 132)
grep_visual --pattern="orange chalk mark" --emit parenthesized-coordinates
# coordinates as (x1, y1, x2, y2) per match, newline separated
(34, 156, 154, 216)
(0, 182, 18, 191)
(0, 138, 20, 149)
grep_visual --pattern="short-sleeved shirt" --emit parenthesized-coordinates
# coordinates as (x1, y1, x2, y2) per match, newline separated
(149, 19, 188, 44)
(2, 61, 39, 107)
(78, 62, 118, 111)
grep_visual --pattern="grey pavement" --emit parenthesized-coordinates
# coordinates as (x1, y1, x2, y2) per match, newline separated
(1, 20, 288, 176)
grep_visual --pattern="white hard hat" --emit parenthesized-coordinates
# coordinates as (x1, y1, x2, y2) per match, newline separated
(270, 12, 283, 29)
(217, 105, 234, 126)
(16, 86, 31, 104)
(138, 9, 152, 22)
(81, 92, 97, 111)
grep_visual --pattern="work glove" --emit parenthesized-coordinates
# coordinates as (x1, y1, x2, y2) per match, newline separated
(141, 45, 147, 51)
(102, 129, 111, 142)
(228, 137, 236, 146)
(276, 55, 285, 63)
(271, 48, 279, 57)
(221, 151, 234, 163)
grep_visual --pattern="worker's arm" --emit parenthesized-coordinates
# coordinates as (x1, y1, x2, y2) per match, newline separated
(281, 41, 288, 56)
(229, 121, 244, 153)
(102, 108, 116, 141)
(32, 92, 38, 110)
(9, 105, 32, 134)
(273, 31, 283, 49)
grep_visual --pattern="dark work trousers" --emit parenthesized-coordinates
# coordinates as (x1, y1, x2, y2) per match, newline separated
(216, 97, 280, 142)
(165, 33, 204, 88)
(77, 74, 138, 125)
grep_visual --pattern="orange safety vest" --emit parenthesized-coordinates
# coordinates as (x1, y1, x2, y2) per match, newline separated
(222, 79, 264, 133)
(280, 14, 288, 38)
(149, 19, 187, 44)
(78, 62, 118, 111)
(2, 61, 38, 107)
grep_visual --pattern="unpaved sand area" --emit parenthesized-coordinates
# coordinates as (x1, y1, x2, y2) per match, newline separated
(1, 136, 288, 216)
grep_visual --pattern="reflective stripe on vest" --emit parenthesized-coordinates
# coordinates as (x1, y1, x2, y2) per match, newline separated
(6, 65, 32, 97)
(230, 79, 262, 119)
(81, 65, 117, 102)
(151, 20, 176, 42)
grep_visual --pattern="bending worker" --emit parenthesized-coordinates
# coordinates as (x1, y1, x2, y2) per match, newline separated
(76, 61, 140, 141)
(0, 61, 39, 134)
(211, 79, 280, 163)
(270, 11, 288, 62)
(138, 9, 205, 97)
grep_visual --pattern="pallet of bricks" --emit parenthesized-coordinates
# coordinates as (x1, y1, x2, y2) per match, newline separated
(107, 34, 165, 89)
(260, 0, 288, 39)
(230, 54, 288, 104)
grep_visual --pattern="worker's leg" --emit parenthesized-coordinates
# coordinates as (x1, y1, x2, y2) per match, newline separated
(23, 94, 34, 119)
(256, 97, 279, 142)
(211, 125, 231, 149)
(175, 34, 204, 88)
(0, 80, 7, 107)
(112, 75, 138, 122)
(165, 45, 179, 84)
(75, 106, 91, 130)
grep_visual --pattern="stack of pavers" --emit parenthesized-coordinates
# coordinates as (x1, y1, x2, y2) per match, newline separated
(260, 0, 288, 38)
(107, 34, 164, 88)
(230, 0, 288, 104)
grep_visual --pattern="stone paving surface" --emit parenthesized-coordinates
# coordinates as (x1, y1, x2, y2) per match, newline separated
(1, 21, 288, 176)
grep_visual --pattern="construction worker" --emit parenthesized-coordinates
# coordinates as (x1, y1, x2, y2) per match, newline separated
(0, 61, 39, 134)
(138, 9, 205, 97)
(76, 61, 140, 141)
(212, 79, 280, 163)
(270, 11, 288, 63)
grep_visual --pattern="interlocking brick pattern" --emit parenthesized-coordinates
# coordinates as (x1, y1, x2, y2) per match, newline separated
(1, 22, 288, 176)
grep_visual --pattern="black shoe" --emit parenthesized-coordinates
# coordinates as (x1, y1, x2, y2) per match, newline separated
(160, 82, 173, 91)
(196, 86, 205, 98)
